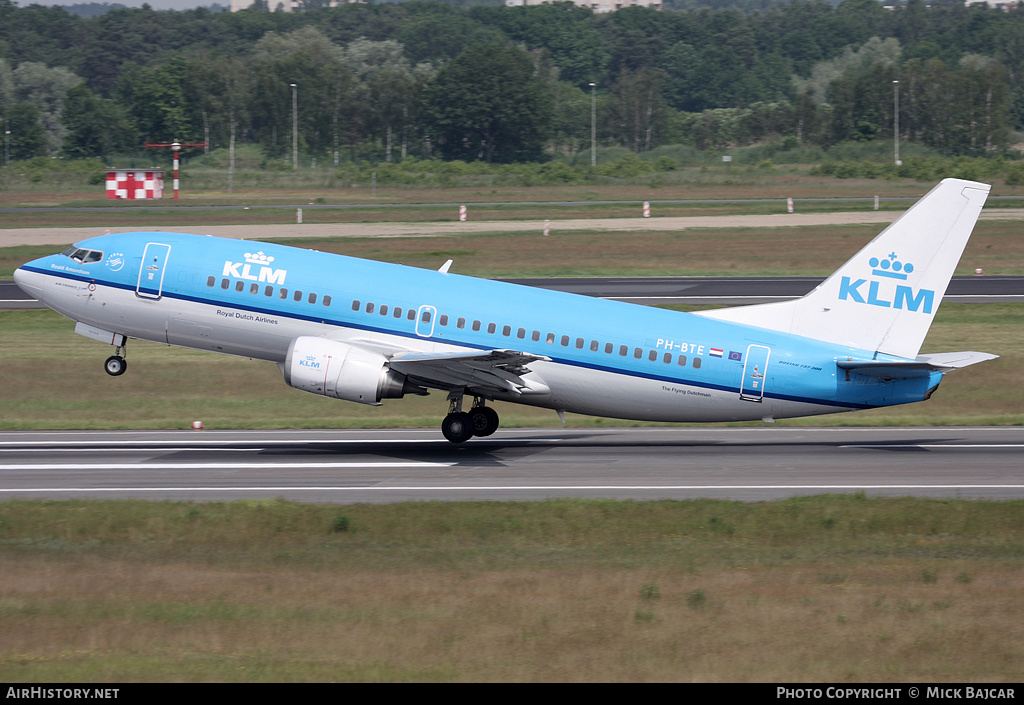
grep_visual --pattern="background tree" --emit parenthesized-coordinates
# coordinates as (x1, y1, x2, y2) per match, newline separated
(12, 61, 82, 154)
(424, 42, 553, 163)
(6, 101, 46, 159)
(607, 67, 667, 153)
(61, 83, 137, 159)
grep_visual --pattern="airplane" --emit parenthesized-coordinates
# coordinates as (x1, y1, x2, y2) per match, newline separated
(13, 178, 997, 443)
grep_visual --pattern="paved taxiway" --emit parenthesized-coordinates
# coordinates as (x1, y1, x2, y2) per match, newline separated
(1, 427, 1021, 503)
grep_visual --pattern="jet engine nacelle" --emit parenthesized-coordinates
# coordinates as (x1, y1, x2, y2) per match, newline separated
(283, 336, 420, 405)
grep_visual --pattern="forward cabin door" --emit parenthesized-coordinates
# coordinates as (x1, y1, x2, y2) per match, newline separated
(740, 344, 771, 402)
(136, 242, 171, 300)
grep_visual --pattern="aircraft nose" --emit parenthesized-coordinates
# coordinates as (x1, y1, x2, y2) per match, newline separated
(13, 263, 42, 297)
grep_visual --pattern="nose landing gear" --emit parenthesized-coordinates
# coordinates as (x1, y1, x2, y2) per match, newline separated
(104, 343, 127, 376)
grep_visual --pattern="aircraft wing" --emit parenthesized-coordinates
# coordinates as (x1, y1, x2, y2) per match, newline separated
(387, 349, 551, 396)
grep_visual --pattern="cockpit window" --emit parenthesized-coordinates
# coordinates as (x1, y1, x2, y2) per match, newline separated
(61, 246, 103, 264)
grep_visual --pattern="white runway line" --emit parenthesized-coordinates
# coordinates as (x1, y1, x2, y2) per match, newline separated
(0, 462, 454, 471)
(3, 484, 1024, 495)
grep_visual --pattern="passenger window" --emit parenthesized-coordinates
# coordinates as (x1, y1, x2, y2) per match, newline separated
(634, 348, 643, 359)
(235, 281, 245, 292)
(366, 302, 374, 313)
(207, 276, 215, 287)
(693, 358, 702, 369)
(590, 340, 599, 352)
(472, 320, 481, 332)
(619, 345, 628, 356)
(380, 304, 388, 316)
(280, 288, 289, 300)
(605, 343, 613, 354)
(487, 323, 496, 334)
(560, 335, 569, 347)
(250, 283, 259, 294)
(518, 328, 526, 339)
(678, 355, 687, 367)
(394, 307, 402, 318)
(407, 310, 416, 321)
(266, 286, 274, 297)
(293, 290, 303, 302)
(352, 300, 360, 311)
(457, 318, 466, 329)
(323, 296, 331, 307)
(575, 338, 584, 349)
(546, 333, 555, 344)
(440, 314, 449, 326)
(663, 353, 672, 364)
(308, 293, 317, 304)
(532, 331, 540, 342)
(648, 350, 658, 361)
(220, 279, 229, 290)
(502, 325, 511, 336)
(421, 311, 431, 323)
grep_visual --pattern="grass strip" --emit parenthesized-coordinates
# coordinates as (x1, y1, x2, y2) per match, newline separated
(1, 303, 1020, 431)
(0, 497, 1021, 682)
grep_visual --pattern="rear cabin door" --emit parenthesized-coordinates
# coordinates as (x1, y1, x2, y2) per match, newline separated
(740, 344, 771, 402)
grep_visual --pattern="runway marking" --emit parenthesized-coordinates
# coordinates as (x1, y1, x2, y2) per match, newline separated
(841, 444, 1024, 449)
(0, 436, 563, 448)
(2, 484, 1024, 494)
(4, 447, 274, 454)
(0, 462, 454, 471)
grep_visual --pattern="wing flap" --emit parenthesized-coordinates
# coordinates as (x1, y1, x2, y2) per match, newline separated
(388, 349, 550, 396)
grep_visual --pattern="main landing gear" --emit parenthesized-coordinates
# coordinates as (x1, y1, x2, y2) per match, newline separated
(104, 343, 127, 376)
(441, 393, 499, 443)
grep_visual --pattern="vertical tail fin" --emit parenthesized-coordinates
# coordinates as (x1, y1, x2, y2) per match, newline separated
(695, 178, 991, 359)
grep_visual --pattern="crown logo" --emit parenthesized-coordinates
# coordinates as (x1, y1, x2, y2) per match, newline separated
(869, 252, 913, 280)
(244, 251, 275, 266)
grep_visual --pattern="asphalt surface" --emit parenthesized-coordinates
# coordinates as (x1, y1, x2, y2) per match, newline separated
(1, 427, 1021, 503)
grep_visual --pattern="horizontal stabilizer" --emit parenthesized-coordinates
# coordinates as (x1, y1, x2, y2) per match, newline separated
(837, 351, 998, 379)
(914, 351, 999, 369)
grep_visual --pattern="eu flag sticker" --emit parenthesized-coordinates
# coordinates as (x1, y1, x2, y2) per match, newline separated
(728, 351, 742, 362)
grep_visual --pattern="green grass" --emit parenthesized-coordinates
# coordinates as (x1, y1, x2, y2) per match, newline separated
(1, 497, 1022, 682)
(11, 216, 1022, 279)
(0, 303, 1020, 430)
(2, 496, 1022, 567)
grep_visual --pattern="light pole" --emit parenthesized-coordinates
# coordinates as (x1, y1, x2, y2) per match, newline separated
(4, 126, 9, 166)
(893, 79, 901, 167)
(589, 82, 596, 167)
(290, 83, 298, 170)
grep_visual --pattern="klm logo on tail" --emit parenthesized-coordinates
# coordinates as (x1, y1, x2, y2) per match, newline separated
(838, 253, 935, 314)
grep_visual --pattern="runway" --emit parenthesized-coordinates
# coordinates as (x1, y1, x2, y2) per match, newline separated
(1, 427, 1022, 503)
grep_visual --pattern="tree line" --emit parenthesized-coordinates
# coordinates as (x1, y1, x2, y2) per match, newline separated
(0, 0, 1022, 166)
